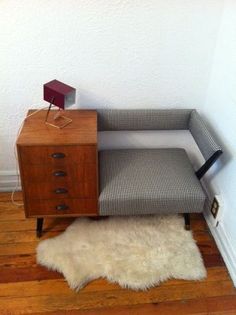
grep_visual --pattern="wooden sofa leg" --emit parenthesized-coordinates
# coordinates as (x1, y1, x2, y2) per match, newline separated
(184, 213, 190, 230)
(36, 218, 44, 238)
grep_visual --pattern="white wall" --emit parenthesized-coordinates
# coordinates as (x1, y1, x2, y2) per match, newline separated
(202, 0, 236, 284)
(0, 0, 224, 172)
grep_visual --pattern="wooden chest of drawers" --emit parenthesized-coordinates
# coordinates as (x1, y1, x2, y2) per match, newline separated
(17, 110, 98, 236)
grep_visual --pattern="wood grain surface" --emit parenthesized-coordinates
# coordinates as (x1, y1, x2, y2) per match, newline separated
(16, 110, 98, 220)
(0, 192, 235, 315)
(16, 110, 97, 146)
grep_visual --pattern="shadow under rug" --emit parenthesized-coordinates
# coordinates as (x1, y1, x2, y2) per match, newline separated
(36, 215, 206, 291)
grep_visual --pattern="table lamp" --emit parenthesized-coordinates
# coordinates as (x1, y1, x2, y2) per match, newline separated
(44, 80, 76, 128)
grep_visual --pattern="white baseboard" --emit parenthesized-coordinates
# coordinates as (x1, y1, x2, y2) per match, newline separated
(204, 212, 236, 287)
(0, 170, 21, 192)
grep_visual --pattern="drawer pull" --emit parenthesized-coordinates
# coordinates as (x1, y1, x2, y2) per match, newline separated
(53, 171, 67, 177)
(56, 204, 69, 211)
(54, 188, 68, 194)
(51, 152, 65, 159)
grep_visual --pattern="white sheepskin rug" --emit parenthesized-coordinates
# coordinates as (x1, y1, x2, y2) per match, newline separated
(36, 215, 206, 291)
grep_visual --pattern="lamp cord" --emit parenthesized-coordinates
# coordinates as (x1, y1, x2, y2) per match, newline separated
(11, 106, 49, 207)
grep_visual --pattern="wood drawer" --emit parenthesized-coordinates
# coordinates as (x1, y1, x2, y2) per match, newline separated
(21, 163, 96, 183)
(24, 181, 97, 199)
(27, 198, 97, 216)
(19, 145, 96, 165)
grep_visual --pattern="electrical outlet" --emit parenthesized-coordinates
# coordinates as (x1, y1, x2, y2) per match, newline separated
(211, 196, 220, 219)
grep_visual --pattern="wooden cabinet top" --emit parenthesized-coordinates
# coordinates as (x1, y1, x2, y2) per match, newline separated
(17, 109, 97, 146)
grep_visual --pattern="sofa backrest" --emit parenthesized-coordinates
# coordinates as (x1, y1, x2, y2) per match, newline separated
(97, 108, 222, 162)
(97, 109, 191, 131)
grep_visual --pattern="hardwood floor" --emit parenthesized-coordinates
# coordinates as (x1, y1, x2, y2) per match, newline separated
(0, 192, 235, 315)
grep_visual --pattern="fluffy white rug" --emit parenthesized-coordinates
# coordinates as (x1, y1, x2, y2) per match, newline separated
(36, 215, 206, 291)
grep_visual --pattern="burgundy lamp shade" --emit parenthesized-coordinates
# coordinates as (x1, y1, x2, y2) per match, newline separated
(43, 80, 76, 109)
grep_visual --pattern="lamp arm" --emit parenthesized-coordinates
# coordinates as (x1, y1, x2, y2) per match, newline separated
(45, 97, 55, 123)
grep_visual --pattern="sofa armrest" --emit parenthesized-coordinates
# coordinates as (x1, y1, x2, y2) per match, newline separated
(189, 110, 222, 179)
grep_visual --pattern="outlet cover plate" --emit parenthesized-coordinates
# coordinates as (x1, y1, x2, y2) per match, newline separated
(210, 195, 223, 227)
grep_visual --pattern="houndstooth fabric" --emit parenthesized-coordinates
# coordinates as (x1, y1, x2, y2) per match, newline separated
(97, 109, 192, 131)
(189, 110, 222, 160)
(98, 109, 222, 162)
(99, 149, 206, 216)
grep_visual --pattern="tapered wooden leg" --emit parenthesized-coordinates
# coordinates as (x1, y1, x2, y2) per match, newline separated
(36, 218, 44, 238)
(89, 216, 109, 220)
(184, 213, 190, 230)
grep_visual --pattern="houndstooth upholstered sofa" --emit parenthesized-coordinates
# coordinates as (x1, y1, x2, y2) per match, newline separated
(97, 109, 222, 229)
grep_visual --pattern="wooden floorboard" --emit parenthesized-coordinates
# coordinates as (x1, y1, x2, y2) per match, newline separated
(0, 192, 235, 315)
(28, 295, 236, 315)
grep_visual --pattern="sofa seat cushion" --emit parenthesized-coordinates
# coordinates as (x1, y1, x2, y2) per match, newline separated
(99, 149, 206, 215)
